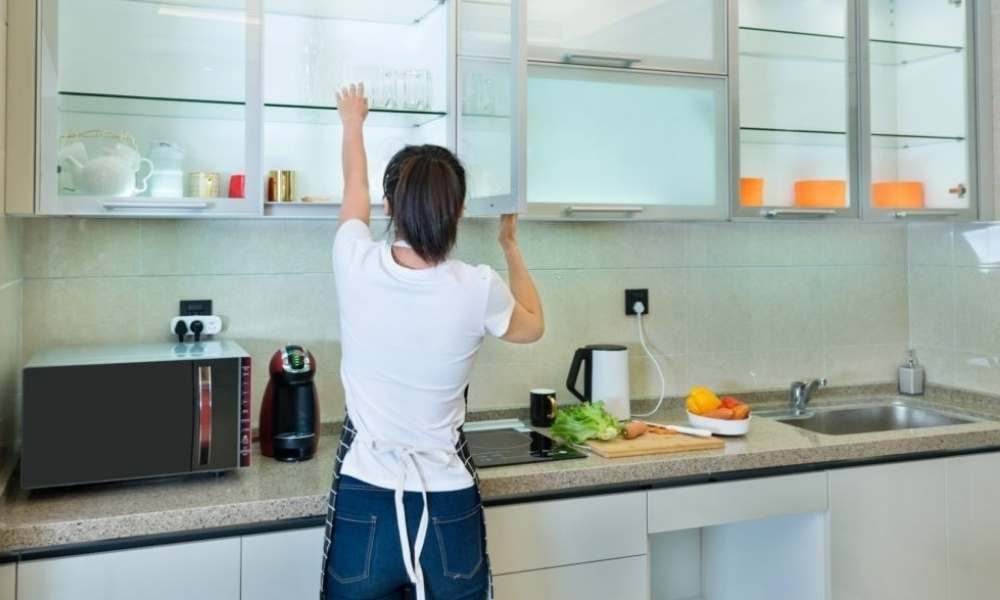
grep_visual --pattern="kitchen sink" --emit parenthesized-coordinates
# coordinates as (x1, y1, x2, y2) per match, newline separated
(767, 402, 976, 435)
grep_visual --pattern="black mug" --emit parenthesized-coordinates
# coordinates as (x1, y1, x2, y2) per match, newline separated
(530, 388, 558, 427)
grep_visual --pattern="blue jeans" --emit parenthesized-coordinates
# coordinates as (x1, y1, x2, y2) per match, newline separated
(325, 475, 489, 600)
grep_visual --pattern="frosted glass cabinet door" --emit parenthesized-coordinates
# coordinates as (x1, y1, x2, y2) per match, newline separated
(458, 0, 526, 216)
(38, 0, 257, 216)
(526, 66, 729, 219)
(527, 0, 727, 74)
(736, 0, 855, 217)
(864, 0, 974, 218)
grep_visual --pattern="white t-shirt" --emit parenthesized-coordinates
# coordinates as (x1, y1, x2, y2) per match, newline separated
(332, 219, 516, 492)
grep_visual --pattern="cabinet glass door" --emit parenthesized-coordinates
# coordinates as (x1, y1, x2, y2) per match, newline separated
(458, 0, 525, 215)
(864, 0, 973, 218)
(736, 0, 856, 218)
(261, 0, 449, 217)
(526, 65, 728, 219)
(39, 0, 256, 216)
(526, 0, 727, 74)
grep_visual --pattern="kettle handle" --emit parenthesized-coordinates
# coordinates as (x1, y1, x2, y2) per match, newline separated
(566, 347, 590, 402)
(134, 158, 154, 194)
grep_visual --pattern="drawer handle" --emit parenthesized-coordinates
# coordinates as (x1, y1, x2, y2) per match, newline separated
(103, 200, 213, 210)
(894, 211, 961, 219)
(563, 53, 642, 68)
(764, 209, 836, 218)
(566, 205, 644, 214)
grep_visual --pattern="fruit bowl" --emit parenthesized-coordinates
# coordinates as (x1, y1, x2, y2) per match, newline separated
(687, 411, 751, 437)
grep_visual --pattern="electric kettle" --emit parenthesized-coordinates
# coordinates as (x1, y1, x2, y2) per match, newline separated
(566, 345, 631, 421)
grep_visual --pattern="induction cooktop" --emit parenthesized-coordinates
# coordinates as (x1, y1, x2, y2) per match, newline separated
(465, 421, 586, 468)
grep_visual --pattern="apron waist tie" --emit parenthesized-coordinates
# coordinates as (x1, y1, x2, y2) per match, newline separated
(362, 435, 456, 600)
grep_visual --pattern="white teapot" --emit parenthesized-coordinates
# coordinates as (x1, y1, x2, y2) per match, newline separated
(63, 144, 154, 197)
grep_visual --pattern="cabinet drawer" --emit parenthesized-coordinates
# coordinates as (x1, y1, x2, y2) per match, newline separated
(0, 564, 13, 600)
(486, 492, 646, 575)
(493, 555, 647, 600)
(17, 538, 241, 600)
(241, 527, 324, 600)
(648, 472, 828, 533)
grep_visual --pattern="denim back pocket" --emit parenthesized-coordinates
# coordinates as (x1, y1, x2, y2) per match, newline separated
(330, 514, 377, 584)
(433, 506, 484, 579)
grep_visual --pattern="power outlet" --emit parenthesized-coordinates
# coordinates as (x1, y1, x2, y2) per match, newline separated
(180, 299, 213, 316)
(625, 289, 649, 316)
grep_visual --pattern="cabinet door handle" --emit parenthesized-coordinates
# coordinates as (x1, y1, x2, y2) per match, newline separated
(102, 201, 212, 210)
(563, 53, 642, 68)
(196, 366, 213, 466)
(894, 211, 961, 219)
(764, 209, 837, 218)
(566, 205, 644, 214)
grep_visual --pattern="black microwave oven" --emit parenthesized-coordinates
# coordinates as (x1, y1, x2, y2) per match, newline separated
(22, 341, 252, 489)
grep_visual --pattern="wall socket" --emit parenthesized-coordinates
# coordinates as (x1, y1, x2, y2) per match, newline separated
(625, 289, 649, 316)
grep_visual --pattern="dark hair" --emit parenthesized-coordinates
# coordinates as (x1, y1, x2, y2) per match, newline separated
(383, 145, 466, 264)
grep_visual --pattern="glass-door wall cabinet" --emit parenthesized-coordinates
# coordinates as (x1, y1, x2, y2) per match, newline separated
(39, 0, 256, 216)
(10, 0, 528, 218)
(735, 0, 858, 218)
(735, 0, 991, 221)
(524, 0, 731, 220)
(863, 0, 980, 219)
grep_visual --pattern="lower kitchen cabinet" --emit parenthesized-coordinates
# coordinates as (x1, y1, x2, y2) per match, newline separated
(493, 555, 647, 600)
(485, 492, 647, 575)
(947, 453, 1000, 600)
(16, 538, 241, 600)
(830, 460, 949, 600)
(241, 527, 324, 600)
(0, 564, 13, 600)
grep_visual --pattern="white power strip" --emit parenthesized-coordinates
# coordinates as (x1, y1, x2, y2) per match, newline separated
(169, 315, 223, 338)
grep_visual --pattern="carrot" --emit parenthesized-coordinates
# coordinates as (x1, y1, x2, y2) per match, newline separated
(731, 404, 751, 420)
(623, 421, 649, 440)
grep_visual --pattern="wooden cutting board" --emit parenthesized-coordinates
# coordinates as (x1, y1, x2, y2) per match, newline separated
(587, 431, 724, 458)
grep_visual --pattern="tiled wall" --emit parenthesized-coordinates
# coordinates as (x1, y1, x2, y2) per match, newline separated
(908, 223, 1000, 393)
(0, 214, 22, 453)
(21, 218, 908, 421)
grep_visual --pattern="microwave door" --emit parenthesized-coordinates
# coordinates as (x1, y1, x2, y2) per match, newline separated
(21, 361, 196, 489)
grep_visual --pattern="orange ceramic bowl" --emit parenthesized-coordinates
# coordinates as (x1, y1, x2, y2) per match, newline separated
(794, 180, 847, 208)
(872, 181, 924, 209)
(740, 178, 765, 207)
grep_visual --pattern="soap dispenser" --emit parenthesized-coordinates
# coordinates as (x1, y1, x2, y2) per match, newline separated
(898, 350, 925, 396)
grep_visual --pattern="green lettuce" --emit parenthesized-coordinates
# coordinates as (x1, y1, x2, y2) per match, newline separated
(550, 402, 622, 444)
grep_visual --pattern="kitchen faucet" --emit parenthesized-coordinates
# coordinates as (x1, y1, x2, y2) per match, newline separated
(790, 379, 827, 415)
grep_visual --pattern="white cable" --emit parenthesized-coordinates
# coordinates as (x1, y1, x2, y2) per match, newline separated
(631, 305, 667, 418)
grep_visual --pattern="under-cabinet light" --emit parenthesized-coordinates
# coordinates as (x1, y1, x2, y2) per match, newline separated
(157, 6, 260, 25)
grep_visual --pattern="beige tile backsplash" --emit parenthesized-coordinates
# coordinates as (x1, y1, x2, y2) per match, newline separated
(909, 222, 1000, 395)
(17, 218, 909, 422)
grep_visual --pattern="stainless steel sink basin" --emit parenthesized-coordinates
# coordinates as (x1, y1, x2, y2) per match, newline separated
(770, 402, 975, 435)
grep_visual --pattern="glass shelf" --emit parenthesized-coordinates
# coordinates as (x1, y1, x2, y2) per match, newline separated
(265, 103, 446, 127)
(59, 91, 245, 121)
(59, 93, 447, 127)
(123, 0, 445, 24)
(741, 127, 964, 149)
(739, 27, 963, 66)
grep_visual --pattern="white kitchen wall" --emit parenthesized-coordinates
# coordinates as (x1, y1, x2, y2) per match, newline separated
(19, 219, 908, 423)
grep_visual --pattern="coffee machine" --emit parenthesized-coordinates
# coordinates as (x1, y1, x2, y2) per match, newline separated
(260, 345, 320, 462)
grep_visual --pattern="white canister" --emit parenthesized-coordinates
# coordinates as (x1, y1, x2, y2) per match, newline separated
(148, 142, 185, 198)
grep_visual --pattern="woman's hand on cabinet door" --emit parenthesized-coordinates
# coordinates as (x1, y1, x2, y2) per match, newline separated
(498, 214, 519, 252)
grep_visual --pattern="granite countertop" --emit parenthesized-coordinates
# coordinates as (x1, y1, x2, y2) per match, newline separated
(3, 385, 1000, 556)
